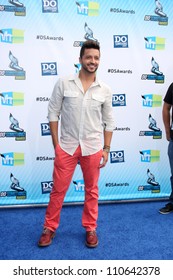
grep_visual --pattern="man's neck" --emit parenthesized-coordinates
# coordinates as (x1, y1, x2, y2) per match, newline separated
(79, 69, 96, 83)
(79, 70, 96, 93)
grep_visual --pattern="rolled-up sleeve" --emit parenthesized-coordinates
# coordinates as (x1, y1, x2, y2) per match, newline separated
(48, 79, 64, 122)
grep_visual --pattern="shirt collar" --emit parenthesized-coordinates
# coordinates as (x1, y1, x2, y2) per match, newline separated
(68, 74, 102, 88)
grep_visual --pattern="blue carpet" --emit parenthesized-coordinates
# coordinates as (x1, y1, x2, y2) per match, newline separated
(0, 201, 172, 260)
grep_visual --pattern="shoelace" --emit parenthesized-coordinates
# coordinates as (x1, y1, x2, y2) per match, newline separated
(43, 228, 51, 234)
(88, 231, 96, 236)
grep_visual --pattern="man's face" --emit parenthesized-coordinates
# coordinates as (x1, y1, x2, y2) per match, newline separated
(79, 48, 100, 74)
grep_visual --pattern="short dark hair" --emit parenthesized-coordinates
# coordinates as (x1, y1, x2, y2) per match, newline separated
(80, 40, 100, 58)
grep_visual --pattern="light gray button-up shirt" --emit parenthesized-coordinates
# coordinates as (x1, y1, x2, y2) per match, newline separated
(48, 74, 115, 156)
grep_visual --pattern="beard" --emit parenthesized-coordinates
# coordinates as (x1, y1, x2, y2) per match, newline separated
(81, 63, 98, 74)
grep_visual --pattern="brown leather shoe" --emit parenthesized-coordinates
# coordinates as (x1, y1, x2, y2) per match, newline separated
(38, 228, 55, 247)
(85, 230, 98, 248)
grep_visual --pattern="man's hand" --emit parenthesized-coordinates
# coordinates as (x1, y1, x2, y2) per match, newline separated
(99, 150, 109, 168)
(166, 132, 171, 141)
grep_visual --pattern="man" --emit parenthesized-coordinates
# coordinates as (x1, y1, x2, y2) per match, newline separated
(159, 83, 173, 214)
(38, 40, 115, 248)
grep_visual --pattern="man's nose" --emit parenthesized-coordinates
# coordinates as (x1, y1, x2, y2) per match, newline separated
(90, 57, 95, 63)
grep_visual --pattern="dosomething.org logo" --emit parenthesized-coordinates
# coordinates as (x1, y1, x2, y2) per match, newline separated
(110, 150, 125, 163)
(113, 35, 128, 48)
(41, 62, 57, 76)
(0, 113, 26, 141)
(144, 1, 168, 26)
(0, 51, 25, 80)
(140, 150, 160, 163)
(76, 1, 99, 16)
(144, 36, 165, 50)
(0, 152, 24, 166)
(0, 92, 24, 106)
(0, 29, 24, 44)
(112, 94, 126, 107)
(0, 2, 26, 16)
(42, 0, 58, 13)
(142, 94, 162, 107)
(73, 179, 85, 192)
(41, 123, 50, 136)
(141, 57, 164, 84)
(41, 181, 53, 194)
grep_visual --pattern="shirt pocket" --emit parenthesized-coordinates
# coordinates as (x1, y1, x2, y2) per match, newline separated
(64, 90, 79, 106)
(91, 92, 105, 109)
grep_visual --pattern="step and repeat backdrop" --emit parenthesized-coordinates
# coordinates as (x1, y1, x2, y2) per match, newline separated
(0, 0, 172, 207)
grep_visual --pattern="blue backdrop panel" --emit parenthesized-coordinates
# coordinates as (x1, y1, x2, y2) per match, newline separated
(0, 0, 172, 206)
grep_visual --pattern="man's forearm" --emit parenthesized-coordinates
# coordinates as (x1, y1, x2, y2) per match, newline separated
(162, 103, 171, 140)
(103, 130, 113, 148)
(49, 121, 59, 149)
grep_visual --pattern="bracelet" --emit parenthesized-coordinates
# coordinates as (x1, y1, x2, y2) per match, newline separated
(103, 145, 110, 153)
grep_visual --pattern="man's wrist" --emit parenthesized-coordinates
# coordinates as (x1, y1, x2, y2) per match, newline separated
(103, 145, 110, 153)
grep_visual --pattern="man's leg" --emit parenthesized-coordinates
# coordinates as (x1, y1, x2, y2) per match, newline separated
(80, 149, 102, 247)
(168, 140, 173, 202)
(44, 145, 79, 231)
(38, 145, 79, 246)
(159, 140, 173, 214)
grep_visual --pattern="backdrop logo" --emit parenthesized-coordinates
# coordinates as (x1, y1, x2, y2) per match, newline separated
(36, 97, 50, 102)
(138, 169, 160, 193)
(41, 181, 53, 194)
(41, 123, 50, 136)
(140, 150, 160, 163)
(0, 51, 25, 80)
(114, 127, 130, 132)
(141, 57, 164, 84)
(110, 7, 135, 14)
(105, 182, 129, 187)
(0, 92, 24, 106)
(73, 22, 98, 47)
(74, 63, 81, 73)
(0, 113, 26, 141)
(0, 1, 26, 16)
(36, 34, 63, 41)
(142, 94, 162, 107)
(112, 94, 126, 107)
(0, 28, 24, 44)
(36, 156, 54, 161)
(41, 62, 57, 76)
(108, 68, 132, 74)
(113, 35, 128, 48)
(42, 0, 58, 13)
(76, 1, 99, 16)
(144, 1, 168, 25)
(0, 173, 26, 199)
(73, 180, 85, 192)
(144, 36, 165, 50)
(0, 152, 24, 166)
(139, 114, 162, 139)
(110, 150, 125, 163)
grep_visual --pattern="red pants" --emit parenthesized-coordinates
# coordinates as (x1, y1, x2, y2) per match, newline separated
(44, 145, 102, 232)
